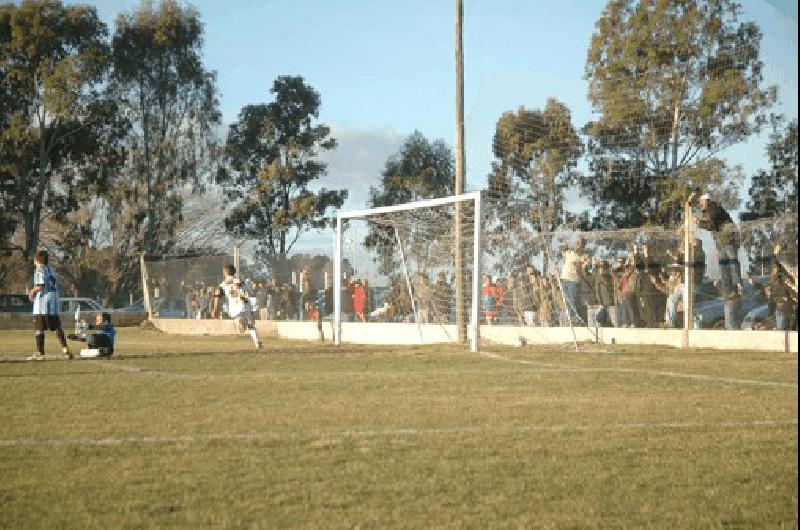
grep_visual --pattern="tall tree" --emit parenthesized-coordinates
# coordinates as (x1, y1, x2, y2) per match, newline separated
(364, 131, 455, 275)
(110, 0, 220, 257)
(741, 118, 798, 221)
(0, 0, 112, 261)
(486, 99, 583, 272)
(739, 118, 797, 272)
(368, 130, 454, 207)
(219, 76, 346, 278)
(582, 0, 776, 227)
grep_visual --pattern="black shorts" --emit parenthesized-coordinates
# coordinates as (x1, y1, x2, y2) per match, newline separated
(86, 333, 113, 350)
(33, 315, 62, 332)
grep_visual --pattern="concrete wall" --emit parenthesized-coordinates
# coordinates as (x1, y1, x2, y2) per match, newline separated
(0, 311, 147, 330)
(149, 318, 798, 353)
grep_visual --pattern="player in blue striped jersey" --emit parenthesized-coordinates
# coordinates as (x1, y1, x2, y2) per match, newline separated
(27, 251, 70, 360)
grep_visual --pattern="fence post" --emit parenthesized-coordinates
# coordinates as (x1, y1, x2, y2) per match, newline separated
(683, 193, 695, 349)
(140, 253, 152, 321)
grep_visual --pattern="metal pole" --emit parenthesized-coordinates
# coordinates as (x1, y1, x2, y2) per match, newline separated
(395, 226, 425, 345)
(140, 253, 152, 321)
(454, 0, 466, 344)
(683, 193, 696, 349)
(470, 193, 482, 352)
(334, 216, 343, 346)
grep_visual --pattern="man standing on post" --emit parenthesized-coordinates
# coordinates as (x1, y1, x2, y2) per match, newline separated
(695, 192, 742, 329)
(27, 250, 70, 360)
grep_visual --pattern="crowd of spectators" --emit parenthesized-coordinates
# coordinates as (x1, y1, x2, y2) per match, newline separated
(146, 195, 796, 331)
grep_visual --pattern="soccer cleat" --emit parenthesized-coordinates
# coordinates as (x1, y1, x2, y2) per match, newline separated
(62, 347, 73, 360)
(27, 352, 45, 361)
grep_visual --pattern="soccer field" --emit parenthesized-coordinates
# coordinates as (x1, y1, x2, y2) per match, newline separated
(0, 329, 797, 528)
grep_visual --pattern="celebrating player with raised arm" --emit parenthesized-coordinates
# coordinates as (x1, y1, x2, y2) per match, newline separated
(212, 264, 263, 350)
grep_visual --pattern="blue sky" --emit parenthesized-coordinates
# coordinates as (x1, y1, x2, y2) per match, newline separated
(74, 0, 797, 214)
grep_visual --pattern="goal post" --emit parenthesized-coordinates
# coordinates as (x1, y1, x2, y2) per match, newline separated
(333, 191, 482, 352)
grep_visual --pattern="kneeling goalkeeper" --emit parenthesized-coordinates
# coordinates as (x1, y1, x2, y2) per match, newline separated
(68, 312, 116, 356)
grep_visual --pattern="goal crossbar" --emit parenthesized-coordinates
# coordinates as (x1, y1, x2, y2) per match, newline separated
(334, 192, 482, 352)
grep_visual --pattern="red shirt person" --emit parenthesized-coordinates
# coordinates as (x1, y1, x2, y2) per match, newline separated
(353, 280, 368, 322)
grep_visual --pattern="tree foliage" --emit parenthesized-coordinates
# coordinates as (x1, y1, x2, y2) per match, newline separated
(486, 99, 583, 272)
(363, 131, 454, 275)
(0, 0, 118, 261)
(741, 118, 798, 221)
(219, 76, 346, 276)
(110, 0, 220, 256)
(368, 130, 454, 208)
(582, 0, 776, 227)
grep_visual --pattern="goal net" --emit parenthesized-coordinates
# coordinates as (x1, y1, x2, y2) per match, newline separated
(142, 252, 233, 318)
(333, 192, 482, 351)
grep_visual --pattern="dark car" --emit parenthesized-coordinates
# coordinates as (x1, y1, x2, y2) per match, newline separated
(0, 293, 33, 313)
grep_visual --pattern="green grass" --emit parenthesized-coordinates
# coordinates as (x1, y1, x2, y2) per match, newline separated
(0, 328, 797, 528)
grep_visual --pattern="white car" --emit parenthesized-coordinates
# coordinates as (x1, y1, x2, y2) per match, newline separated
(59, 297, 105, 314)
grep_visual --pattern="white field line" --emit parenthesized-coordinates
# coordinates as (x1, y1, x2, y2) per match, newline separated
(5, 358, 798, 388)
(479, 351, 799, 389)
(1, 420, 796, 448)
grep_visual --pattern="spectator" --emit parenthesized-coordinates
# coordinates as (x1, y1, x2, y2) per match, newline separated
(620, 254, 640, 328)
(507, 274, 526, 326)
(661, 263, 685, 328)
(433, 272, 452, 324)
(560, 241, 584, 324)
(637, 245, 663, 328)
(696, 193, 741, 300)
(610, 257, 626, 327)
(769, 247, 798, 330)
(550, 273, 568, 326)
(255, 282, 267, 319)
(579, 254, 596, 324)
(482, 275, 497, 325)
(523, 266, 540, 326)
(592, 260, 614, 327)
(414, 273, 432, 324)
(353, 279, 368, 323)
(494, 277, 507, 323)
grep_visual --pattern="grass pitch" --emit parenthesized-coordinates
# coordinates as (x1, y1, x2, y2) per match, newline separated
(0, 328, 797, 528)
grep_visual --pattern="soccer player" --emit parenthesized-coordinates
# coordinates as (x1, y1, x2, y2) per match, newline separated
(68, 312, 116, 357)
(212, 264, 262, 350)
(27, 250, 70, 360)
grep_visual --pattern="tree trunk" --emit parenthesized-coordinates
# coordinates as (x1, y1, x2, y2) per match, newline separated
(670, 101, 681, 172)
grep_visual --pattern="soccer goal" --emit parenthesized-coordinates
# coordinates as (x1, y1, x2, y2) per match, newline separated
(333, 192, 482, 352)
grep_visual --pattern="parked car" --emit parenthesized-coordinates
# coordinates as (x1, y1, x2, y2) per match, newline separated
(740, 304, 771, 331)
(0, 293, 33, 313)
(151, 298, 187, 318)
(694, 276, 768, 329)
(114, 299, 146, 313)
(59, 297, 105, 314)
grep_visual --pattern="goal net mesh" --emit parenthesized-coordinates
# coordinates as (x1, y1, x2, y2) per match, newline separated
(143, 253, 232, 318)
(338, 198, 478, 335)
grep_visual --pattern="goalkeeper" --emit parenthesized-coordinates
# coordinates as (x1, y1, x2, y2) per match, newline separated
(68, 312, 116, 357)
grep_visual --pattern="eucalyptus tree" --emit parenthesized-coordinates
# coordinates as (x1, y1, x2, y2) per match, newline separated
(582, 0, 776, 227)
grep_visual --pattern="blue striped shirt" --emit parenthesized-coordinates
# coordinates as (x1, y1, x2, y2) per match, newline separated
(32, 266, 61, 315)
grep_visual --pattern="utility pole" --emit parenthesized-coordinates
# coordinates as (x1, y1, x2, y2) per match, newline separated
(454, 0, 466, 343)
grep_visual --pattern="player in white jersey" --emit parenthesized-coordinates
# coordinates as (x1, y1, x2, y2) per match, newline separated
(27, 250, 70, 360)
(212, 264, 262, 350)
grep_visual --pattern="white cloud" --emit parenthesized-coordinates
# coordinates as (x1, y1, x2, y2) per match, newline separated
(314, 125, 404, 211)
